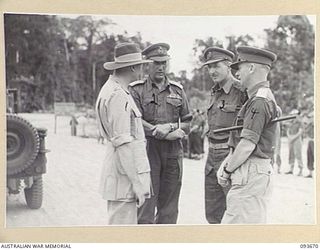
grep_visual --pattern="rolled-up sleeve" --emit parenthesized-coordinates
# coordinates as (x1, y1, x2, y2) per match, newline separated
(108, 91, 134, 147)
(240, 98, 269, 144)
(180, 89, 192, 122)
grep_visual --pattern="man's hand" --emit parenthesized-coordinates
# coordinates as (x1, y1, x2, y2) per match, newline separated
(165, 128, 186, 140)
(152, 124, 171, 139)
(217, 161, 231, 188)
(132, 183, 149, 208)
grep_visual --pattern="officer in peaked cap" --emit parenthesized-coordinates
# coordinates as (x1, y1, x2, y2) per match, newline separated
(142, 43, 171, 61)
(129, 43, 192, 224)
(230, 46, 277, 70)
(201, 47, 247, 224)
(217, 46, 278, 224)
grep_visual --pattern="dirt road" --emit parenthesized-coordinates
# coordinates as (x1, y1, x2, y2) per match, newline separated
(6, 114, 315, 227)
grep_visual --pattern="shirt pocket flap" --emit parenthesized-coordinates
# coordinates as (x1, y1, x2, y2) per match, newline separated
(220, 104, 238, 113)
(256, 164, 272, 175)
(166, 97, 182, 107)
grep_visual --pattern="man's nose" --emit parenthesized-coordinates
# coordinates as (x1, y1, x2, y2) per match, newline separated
(235, 71, 240, 79)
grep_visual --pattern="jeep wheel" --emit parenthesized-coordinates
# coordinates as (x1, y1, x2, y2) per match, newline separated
(7, 114, 40, 175)
(24, 176, 43, 209)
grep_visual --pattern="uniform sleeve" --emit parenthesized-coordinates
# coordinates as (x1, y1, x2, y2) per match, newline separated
(240, 98, 271, 145)
(108, 91, 134, 147)
(128, 86, 143, 115)
(180, 89, 192, 122)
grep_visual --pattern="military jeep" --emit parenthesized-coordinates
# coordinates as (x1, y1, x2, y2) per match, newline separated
(6, 89, 48, 209)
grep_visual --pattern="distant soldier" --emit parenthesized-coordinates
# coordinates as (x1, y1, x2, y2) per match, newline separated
(285, 109, 304, 176)
(201, 47, 247, 224)
(305, 112, 314, 178)
(69, 115, 78, 136)
(273, 106, 282, 173)
(217, 46, 278, 224)
(129, 43, 192, 224)
(96, 43, 152, 224)
(189, 109, 205, 160)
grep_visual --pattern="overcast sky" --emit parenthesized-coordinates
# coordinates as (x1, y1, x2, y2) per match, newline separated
(66, 14, 315, 77)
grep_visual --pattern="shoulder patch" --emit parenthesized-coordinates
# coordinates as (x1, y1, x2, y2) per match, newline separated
(169, 80, 183, 89)
(129, 79, 145, 87)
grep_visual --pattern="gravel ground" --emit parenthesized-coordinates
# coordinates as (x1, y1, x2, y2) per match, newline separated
(5, 113, 316, 227)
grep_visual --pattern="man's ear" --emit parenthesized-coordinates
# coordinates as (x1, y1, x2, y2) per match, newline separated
(249, 63, 255, 73)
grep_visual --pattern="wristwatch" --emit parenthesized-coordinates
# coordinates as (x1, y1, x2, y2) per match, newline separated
(169, 123, 175, 132)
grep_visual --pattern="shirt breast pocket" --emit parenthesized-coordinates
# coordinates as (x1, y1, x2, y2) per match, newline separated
(142, 97, 156, 122)
(218, 104, 238, 127)
(166, 97, 182, 121)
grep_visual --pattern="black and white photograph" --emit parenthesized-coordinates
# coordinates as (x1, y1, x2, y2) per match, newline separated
(4, 11, 316, 230)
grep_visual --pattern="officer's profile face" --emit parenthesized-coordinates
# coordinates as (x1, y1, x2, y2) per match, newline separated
(149, 60, 168, 82)
(235, 63, 250, 86)
(207, 61, 230, 84)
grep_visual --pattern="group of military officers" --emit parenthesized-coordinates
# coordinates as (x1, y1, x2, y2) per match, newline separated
(96, 41, 279, 224)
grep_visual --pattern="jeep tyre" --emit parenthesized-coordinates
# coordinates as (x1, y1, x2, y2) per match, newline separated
(7, 114, 40, 175)
(24, 176, 43, 209)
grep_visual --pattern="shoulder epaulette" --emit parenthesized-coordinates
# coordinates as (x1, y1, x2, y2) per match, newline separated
(129, 79, 145, 87)
(256, 88, 270, 98)
(255, 87, 276, 104)
(169, 80, 183, 89)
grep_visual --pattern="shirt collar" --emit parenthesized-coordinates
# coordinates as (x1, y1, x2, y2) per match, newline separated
(212, 76, 233, 94)
(247, 81, 270, 98)
(149, 76, 170, 92)
(109, 75, 130, 94)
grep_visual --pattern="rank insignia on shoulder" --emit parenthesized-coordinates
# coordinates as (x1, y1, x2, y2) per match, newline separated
(167, 93, 182, 99)
(169, 80, 183, 89)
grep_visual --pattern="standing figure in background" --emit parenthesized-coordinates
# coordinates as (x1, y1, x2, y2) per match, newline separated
(201, 47, 247, 224)
(70, 115, 78, 136)
(273, 106, 282, 173)
(305, 112, 314, 178)
(189, 109, 205, 160)
(129, 43, 192, 224)
(285, 109, 304, 176)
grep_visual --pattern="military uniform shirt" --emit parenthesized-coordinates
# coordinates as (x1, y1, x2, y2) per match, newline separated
(228, 81, 277, 159)
(96, 76, 151, 201)
(207, 77, 247, 142)
(129, 77, 191, 136)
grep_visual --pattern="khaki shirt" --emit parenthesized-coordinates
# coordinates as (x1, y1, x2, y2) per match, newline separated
(96, 76, 151, 201)
(207, 77, 247, 142)
(228, 81, 277, 159)
(129, 77, 191, 134)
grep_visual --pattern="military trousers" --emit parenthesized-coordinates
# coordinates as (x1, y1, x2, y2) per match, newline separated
(138, 137, 183, 224)
(288, 138, 303, 170)
(189, 131, 203, 155)
(204, 147, 230, 224)
(107, 200, 137, 225)
(307, 140, 314, 171)
(221, 157, 273, 224)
